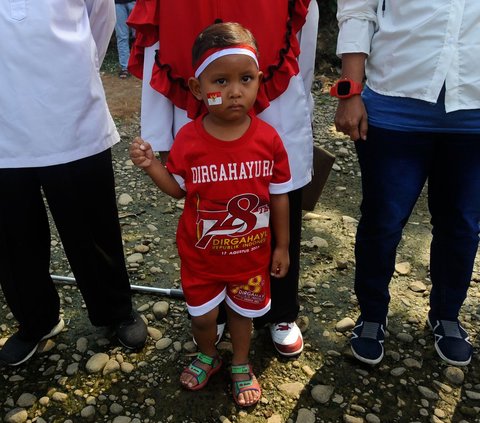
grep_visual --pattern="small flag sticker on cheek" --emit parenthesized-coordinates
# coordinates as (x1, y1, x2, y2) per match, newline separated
(207, 92, 222, 106)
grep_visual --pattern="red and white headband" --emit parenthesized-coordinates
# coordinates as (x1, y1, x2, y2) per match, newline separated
(194, 45, 259, 78)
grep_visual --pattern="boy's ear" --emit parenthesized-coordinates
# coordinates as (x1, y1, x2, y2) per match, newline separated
(188, 77, 202, 100)
(258, 71, 264, 82)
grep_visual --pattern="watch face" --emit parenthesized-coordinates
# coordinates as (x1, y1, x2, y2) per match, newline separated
(337, 80, 351, 96)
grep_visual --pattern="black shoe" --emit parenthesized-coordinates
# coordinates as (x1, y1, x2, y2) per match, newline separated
(115, 311, 147, 350)
(427, 313, 472, 366)
(0, 318, 65, 366)
(350, 317, 386, 365)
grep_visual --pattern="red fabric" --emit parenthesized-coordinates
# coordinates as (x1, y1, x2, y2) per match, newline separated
(181, 266, 271, 314)
(128, 0, 310, 118)
(166, 114, 291, 283)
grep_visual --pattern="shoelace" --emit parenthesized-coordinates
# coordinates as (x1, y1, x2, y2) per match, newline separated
(439, 320, 462, 338)
(275, 323, 292, 331)
(361, 321, 380, 339)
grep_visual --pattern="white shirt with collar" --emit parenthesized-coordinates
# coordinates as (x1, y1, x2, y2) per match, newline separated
(336, 0, 480, 113)
(0, 0, 119, 168)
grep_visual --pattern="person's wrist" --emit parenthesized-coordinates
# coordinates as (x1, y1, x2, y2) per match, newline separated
(330, 77, 363, 99)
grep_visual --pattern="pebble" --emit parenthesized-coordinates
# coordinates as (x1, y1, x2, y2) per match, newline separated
(444, 366, 465, 385)
(335, 317, 355, 332)
(267, 415, 283, 423)
(395, 261, 411, 275)
(4, 408, 28, 423)
(296, 408, 315, 423)
(152, 301, 169, 319)
(76, 337, 88, 353)
(16, 393, 36, 408)
(343, 415, 364, 423)
(155, 337, 173, 350)
(390, 367, 406, 376)
(409, 280, 427, 292)
(52, 392, 68, 402)
(147, 327, 163, 340)
(120, 362, 135, 373)
(103, 358, 121, 375)
(465, 390, 480, 400)
(80, 405, 96, 419)
(66, 362, 79, 375)
(403, 358, 422, 368)
(126, 252, 144, 264)
(418, 386, 439, 400)
(311, 385, 334, 404)
(86, 353, 110, 373)
(278, 382, 304, 398)
(134, 244, 150, 253)
(396, 333, 413, 343)
(365, 413, 380, 423)
(118, 193, 133, 205)
(301, 237, 328, 249)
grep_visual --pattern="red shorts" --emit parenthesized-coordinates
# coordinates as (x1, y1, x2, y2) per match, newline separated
(181, 266, 271, 318)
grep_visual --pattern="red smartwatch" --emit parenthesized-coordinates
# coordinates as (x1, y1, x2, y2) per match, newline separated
(330, 78, 363, 99)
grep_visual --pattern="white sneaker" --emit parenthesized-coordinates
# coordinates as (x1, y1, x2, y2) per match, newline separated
(270, 322, 304, 356)
(192, 323, 226, 346)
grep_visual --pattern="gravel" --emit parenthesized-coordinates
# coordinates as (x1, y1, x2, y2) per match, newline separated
(0, 78, 479, 423)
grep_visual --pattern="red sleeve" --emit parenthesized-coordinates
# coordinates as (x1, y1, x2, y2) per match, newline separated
(127, 0, 160, 79)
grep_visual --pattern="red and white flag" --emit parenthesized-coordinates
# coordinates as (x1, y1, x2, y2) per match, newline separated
(207, 92, 222, 106)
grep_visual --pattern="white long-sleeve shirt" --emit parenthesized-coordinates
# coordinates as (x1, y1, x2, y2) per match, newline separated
(139, 1, 319, 191)
(336, 0, 480, 113)
(0, 0, 120, 168)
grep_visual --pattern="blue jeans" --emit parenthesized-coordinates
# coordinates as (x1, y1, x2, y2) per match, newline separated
(115, 2, 135, 71)
(354, 126, 480, 322)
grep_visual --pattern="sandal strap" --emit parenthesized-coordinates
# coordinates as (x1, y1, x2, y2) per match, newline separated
(196, 352, 216, 366)
(231, 364, 251, 374)
(185, 353, 218, 383)
(231, 363, 260, 400)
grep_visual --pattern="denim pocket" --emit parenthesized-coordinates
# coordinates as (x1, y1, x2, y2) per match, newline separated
(10, 0, 27, 21)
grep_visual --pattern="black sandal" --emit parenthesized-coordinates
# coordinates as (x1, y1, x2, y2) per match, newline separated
(118, 69, 130, 79)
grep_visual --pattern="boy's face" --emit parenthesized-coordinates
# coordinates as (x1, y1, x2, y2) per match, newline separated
(189, 54, 262, 122)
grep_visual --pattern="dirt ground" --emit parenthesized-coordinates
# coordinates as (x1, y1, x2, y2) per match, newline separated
(102, 73, 142, 122)
(0, 73, 480, 423)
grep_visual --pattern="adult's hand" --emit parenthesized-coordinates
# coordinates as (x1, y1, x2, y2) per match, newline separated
(334, 96, 368, 141)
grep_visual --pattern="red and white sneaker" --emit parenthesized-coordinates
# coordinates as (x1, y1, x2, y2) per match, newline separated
(270, 322, 304, 357)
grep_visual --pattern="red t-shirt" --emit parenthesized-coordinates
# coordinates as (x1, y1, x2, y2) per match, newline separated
(166, 114, 292, 282)
(127, 0, 310, 118)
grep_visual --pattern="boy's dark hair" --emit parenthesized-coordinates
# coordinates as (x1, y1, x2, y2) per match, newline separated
(192, 22, 258, 67)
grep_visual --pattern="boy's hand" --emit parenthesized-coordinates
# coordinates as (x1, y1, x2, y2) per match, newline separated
(270, 247, 289, 278)
(130, 137, 155, 169)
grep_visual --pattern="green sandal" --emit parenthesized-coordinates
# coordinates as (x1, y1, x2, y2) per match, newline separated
(180, 352, 222, 391)
(231, 363, 262, 407)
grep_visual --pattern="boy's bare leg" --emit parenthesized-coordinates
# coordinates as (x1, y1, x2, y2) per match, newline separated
(180, 306, 218, 388)
(226, 306, 261, 406)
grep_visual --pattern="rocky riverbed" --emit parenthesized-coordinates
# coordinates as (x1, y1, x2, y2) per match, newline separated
(1, 76, 479, 423)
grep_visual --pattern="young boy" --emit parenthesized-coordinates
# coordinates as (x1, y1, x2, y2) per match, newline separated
(130, 22, 292, 407)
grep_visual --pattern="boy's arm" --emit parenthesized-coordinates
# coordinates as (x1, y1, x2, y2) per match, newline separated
(130, 138, 185, 199)
(270, 193, 290, 278)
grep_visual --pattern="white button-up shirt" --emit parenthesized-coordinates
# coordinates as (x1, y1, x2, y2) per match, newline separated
(336, 0, 480, 113)
(0, 0, 119, 168)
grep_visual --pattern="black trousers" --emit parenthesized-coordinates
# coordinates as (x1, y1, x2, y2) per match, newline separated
(254, 188, 302, 327)
(0, 149, 132, 339)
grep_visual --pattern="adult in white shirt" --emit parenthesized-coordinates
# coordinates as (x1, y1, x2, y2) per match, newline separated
(332, 0, 480, 366)
(0, 0, 147, 366)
